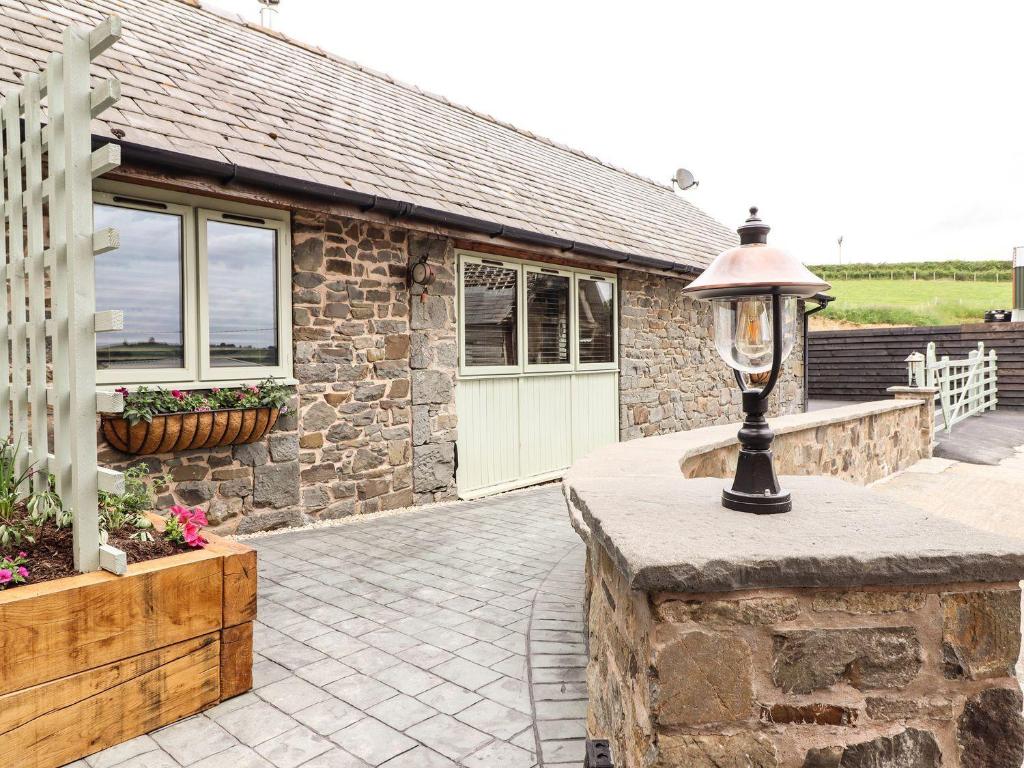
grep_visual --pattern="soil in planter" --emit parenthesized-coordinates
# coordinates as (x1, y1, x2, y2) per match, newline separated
(4, 517, 191, 587)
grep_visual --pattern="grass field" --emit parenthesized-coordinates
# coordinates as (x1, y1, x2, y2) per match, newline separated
(820, 279, 1012, 326)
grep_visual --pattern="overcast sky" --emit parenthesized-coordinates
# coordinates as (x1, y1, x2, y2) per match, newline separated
(211, 0, 1023, 266)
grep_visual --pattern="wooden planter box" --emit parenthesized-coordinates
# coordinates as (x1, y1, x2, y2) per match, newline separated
(101, 406, 279, 455)
(0, 526, 256, 768)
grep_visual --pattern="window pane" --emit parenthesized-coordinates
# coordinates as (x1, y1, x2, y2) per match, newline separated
(207, 220, 278, 367)
(578, 278, 615, 364)
(463, 262, 518, 367)
(527, 272, 570, 365)
(94, 203, 184, 370)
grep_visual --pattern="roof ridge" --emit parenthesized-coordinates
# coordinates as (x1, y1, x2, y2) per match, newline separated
(184, 0, 679, 195)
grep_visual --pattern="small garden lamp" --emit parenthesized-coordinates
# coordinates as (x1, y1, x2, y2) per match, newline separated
(682, 207, 830, 514)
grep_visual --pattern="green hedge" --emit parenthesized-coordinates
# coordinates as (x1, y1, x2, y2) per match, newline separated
(808, 259, 1012, 283)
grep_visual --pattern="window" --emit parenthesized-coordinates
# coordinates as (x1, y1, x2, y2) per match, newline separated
(458, 252, 616, 376)
(577, 276, 616, 367)
(94, 185, 292, 387)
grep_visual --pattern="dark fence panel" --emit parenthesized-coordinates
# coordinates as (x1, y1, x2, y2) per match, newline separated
(808, 322, 1024, 408)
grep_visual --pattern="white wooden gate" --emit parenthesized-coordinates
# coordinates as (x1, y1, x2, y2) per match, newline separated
(905, 341, 997, 432)
(1, 16, 126, 572)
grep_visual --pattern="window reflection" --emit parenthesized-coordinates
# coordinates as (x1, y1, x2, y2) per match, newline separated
(527, 272, 570, 365)
(206, 220, 278, 367)
(94, 204, 184, 370)
(463, 262, 518, 367)
(578, 279, 615, 364)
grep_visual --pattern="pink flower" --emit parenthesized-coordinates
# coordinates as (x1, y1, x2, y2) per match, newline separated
(197, 406, 211, 412)
(17, 551, 26, 558)
(189, 509, 209, 527)
(171, 505, 192, 524)
(171, 389, 185, 400)
(211, 387, 221, 394)
(16, 566, 28, 578)
(115, 387, 129, 396)
(0, 570, 12, 584)
(249, 385, 259, 393)
(183, 522, 207, 548)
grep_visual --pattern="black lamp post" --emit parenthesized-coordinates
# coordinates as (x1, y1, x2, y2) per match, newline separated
(683, 208, 830, 514)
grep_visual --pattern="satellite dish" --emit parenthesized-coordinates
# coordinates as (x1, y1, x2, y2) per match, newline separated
(673, 168, 698, 191)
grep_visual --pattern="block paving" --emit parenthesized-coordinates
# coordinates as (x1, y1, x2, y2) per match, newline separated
(65, 486, 587, 768)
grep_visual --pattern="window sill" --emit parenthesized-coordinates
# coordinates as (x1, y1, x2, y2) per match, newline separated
(99, 377, 299, 392)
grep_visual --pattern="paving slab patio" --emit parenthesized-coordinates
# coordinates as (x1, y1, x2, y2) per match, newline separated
(70, 485, 586, 768)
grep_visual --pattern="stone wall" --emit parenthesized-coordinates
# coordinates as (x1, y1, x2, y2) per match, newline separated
(682, 396, 935, 486)
(618, 270, 803, 441)
(588, 542, 1024, 768)
(408, 235, 459, 505)
(101, 210, 420, 533)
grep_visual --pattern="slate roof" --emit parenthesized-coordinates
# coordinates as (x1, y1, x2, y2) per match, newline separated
(0, 0, 737, 271)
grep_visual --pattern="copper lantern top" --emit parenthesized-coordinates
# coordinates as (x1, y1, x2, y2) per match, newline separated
(682, 207, 830, 300)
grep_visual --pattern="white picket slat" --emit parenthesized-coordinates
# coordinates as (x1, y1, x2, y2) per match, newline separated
(2, 18, 122, 573)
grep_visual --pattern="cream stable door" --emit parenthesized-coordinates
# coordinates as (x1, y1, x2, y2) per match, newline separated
(455, 253, 619, 499)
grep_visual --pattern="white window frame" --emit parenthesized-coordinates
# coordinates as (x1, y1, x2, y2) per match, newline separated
(94, 181, 293, 389)
(457, 250, 617, 378)
(458, 253, 523, 376)
(574, 273, 619, 372)
(197, 208, 292, 382)
(523, 264, 575, 374)
(93, 191, 197, 385)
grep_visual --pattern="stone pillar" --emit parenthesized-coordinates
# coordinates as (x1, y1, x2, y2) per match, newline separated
(566, 469, 1024, 768)
(887, 386, 939, 454)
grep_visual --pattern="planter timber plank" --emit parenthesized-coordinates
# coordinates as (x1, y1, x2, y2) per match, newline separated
(0, 634, 220, 768)
(0, 532, 256, 768)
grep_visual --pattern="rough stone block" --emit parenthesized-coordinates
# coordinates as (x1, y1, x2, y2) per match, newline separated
(811, 591, 927, 615)
(653, 629, 754, 725)
(253, 461, 300, 508)
(655, 733, 777, 768)
(269, 434, 299, 463)
(942, 589, 1021, 680)
(411, 370, 452, 405)
(234, 442, 269, 467)
(803, 729, 940, 768)
(657, 596, 799, 625)
(772, 627, 922, 694)
(236, 507, 306, 534)
(957, 687, 1024, 768)
(302, 401, 338, 432)
(175, 480, 215, 505)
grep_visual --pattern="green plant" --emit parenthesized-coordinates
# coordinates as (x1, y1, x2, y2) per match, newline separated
(97, 464, 169, 543)
(114, 379, 291, 425)
(0, 439, 67, 548)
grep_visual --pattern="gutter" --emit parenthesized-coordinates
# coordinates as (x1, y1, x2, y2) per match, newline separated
(802, 293, 835, 412)
(103, 138, 704, 278)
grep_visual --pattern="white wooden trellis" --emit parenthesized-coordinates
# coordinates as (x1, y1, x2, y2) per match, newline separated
(905, 340, 998, 433)
(1, 16, 127, 573)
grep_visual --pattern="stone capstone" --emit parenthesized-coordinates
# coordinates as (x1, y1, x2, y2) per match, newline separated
(942, 589, 1021, 680)
(957, 687, 1024, 768)
(653, 629, 754, 725)
(803, 729, 941, 768)
(772, 627, 922, 694)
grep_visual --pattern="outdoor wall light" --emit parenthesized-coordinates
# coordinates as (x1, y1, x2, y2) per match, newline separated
(683, 207, 830, 514)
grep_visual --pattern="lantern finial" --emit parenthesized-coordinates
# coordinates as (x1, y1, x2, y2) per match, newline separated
(737, 206, 770, 245)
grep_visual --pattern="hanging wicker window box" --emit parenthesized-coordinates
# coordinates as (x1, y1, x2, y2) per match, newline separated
(102, 406, 280, 455)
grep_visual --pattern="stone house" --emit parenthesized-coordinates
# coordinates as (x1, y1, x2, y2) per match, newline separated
(1, 0, 804, 532)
